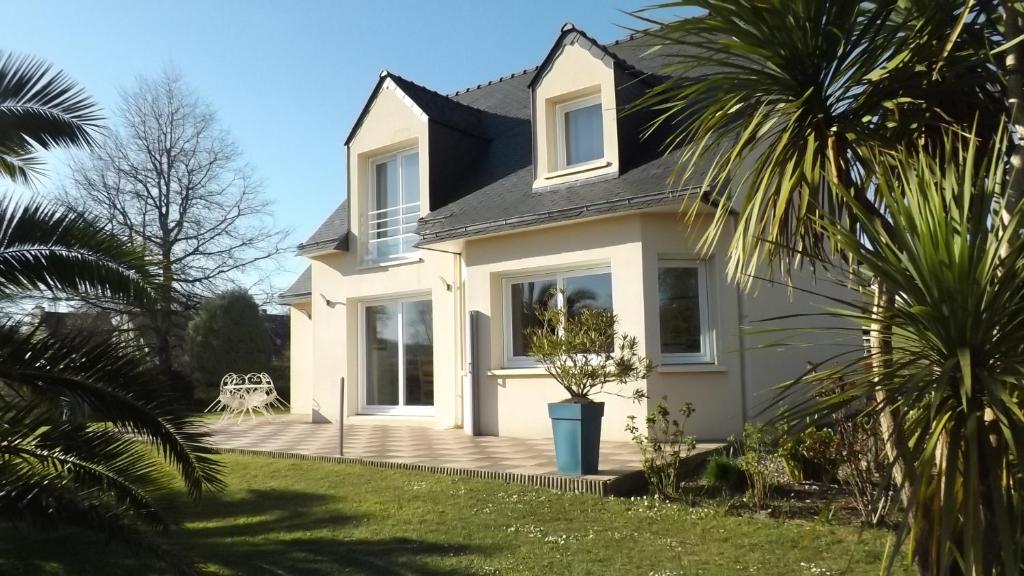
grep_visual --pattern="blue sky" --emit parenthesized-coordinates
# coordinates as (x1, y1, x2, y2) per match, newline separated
(3, 0, 684, 292)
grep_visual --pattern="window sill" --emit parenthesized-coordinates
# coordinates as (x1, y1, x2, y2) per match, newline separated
(543, 160, 610, 180)
(488, 367, 551, 378)
(656, 364, 727, 374)
(358, 256, 422, 271)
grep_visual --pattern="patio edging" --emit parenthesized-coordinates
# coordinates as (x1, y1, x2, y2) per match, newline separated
(215, 446, 647, 496)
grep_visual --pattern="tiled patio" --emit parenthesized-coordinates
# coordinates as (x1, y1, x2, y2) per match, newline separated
(206, 415, 720, 496)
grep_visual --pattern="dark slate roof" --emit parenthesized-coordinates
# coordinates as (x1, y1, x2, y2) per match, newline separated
(304, 25, 706, 250)
(279, 265, 311, 303)
(416, 26, 708, 243)
(296, 200, 348, 255)
(386, 74, 486, 137)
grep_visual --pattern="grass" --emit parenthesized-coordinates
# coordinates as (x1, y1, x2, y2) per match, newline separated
(0, 453, 911, 575)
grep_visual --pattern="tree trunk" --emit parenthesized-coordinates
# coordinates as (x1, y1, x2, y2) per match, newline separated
(1005, 1, 1024, 225)
(869, 285, 898, 465)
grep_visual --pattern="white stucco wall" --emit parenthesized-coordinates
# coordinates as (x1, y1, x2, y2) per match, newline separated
(304, 82, 461, 429)
(288, 301, 314, 416)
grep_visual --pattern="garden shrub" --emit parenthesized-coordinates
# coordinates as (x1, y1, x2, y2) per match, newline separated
(703, 454, 745, 493)
(834, 410, 895, 525)
(736, 423, 788, 510)
(185, 289, 274, 401)
(626, 397, 696, 500)
(797, 427, 840, 484)
(779, 426, 842, 484)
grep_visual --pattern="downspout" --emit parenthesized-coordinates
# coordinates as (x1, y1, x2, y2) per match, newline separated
(454, 251, 465, 429)
(732, 214, 750, 426)
(736, 281, 749, 426)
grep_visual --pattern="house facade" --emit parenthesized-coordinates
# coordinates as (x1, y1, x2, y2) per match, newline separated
(280, 25, 841, 441)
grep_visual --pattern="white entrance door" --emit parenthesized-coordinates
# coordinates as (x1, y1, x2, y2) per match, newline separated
(359, 297, 434, 415)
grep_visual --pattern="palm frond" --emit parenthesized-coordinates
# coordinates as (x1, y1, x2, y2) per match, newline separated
(0, 325, 224, 500)
(0, 197, 156, 304)
(0, 51, 103, 184)
(628, 0, 1004, 285)
(765, 131, 1024, 574)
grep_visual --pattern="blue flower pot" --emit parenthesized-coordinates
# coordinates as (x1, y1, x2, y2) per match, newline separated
(548, 401, 604, 476)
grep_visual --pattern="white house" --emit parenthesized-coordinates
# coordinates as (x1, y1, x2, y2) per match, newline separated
(280, 24, 840, 441)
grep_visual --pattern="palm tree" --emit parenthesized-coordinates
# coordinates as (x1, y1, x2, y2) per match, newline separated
(630, 2, 1014, 573)
(769, 132, 1024, 575)
(0, 53, 222, 572)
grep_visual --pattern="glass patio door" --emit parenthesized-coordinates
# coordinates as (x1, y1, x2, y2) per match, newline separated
(360, 297, 434, 415)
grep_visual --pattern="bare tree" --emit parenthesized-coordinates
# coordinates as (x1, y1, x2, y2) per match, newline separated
(60, 68, 289, 399)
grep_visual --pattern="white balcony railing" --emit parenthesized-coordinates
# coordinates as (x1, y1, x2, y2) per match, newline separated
(365, 201, 420, 264)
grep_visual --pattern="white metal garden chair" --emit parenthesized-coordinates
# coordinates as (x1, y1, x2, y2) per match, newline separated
(204, 372, 288, 423)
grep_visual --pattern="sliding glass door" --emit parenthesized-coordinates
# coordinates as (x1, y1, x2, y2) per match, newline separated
(360, 297, 434, 415)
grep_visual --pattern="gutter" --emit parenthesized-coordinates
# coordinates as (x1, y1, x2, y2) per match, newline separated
(278, 292, 312, 305)
(417, 185, 716, 245)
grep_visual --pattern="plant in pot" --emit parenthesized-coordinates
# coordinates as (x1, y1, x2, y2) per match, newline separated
(526, 289, 653, 476)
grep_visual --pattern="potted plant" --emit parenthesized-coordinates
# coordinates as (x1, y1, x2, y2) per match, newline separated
(527, 290, 653, 475)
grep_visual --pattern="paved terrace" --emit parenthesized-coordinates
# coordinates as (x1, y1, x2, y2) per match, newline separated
(206, 415, 721, 496)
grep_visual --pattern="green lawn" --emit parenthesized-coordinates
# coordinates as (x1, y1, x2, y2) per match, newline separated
(0, 453, 910, 575)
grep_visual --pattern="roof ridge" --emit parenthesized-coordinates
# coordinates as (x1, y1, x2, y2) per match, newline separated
(447, 66, 539, 97)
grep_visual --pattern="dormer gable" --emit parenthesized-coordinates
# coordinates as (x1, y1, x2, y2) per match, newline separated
(344, 71, 486, 265)
(530, 24, 633, 189)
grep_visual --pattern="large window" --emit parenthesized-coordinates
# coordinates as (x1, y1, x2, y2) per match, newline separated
(658, 260, 713, 364)
(556, 95, 604, 169)
(360, 297, 433, 415)
(366, 149, 420, 264)
(503, 267, 613, 366)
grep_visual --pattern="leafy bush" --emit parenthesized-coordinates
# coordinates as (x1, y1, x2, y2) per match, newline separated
(736, 423, 788, 510)
(779, 426, 842, 484)
(703, 455, 745, 493)
(626, 398, 696, 500)
(798, 427, 840, 484)
(185, 289, 274, 400)
(527, 288, 652, 401)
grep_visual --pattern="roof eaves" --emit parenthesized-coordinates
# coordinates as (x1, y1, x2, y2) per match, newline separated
(295, 235, 348, 256)
(278, 292, 312, 305)
(417, 185, 708, 244)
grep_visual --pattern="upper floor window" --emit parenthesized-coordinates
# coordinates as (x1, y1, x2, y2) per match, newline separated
(366, 148, 419, 264)
(556, 94, 603, 169)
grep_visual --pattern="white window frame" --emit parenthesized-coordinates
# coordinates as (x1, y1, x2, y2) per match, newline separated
(657, 259, 715, 364)
(363, 147, 420, 266)
(357, 294, 434, 416)
(555, 94, 604, 170)
(501, 265, 612, 368)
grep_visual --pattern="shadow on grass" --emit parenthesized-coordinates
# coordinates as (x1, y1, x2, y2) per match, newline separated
(1, 487, 480, 576)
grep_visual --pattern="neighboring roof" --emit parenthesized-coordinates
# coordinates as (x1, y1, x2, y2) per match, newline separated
(296, 200, 348, 255)
(279, 265, 311, 303)
(34, 309, 116, 345)
(416, 27, 708, 243)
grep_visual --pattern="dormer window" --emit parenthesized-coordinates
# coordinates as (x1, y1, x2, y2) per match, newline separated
(365, 148, 420, 264)
(556, 94, 603, 169)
